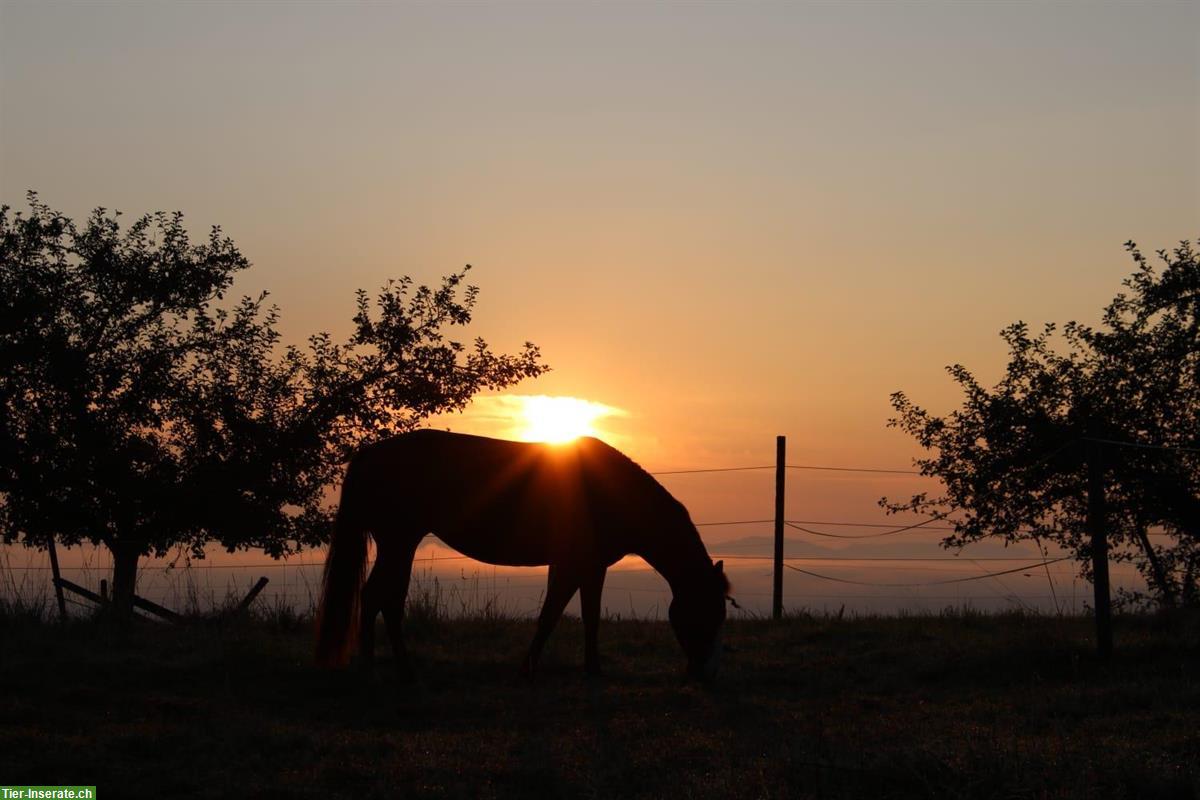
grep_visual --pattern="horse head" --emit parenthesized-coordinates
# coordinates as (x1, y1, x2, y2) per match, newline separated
(669, 559, 731, 680)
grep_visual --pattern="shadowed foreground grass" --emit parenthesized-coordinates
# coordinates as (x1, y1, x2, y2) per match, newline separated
(1, 605, 1197, 799)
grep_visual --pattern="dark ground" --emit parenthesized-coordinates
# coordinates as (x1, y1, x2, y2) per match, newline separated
(1, 605, 1197, 799)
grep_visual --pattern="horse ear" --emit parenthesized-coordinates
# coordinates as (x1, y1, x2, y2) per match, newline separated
(714, 560, 724, 573)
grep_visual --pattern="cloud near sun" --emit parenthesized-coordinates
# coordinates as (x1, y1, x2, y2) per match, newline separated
(453, 394, 628, 444)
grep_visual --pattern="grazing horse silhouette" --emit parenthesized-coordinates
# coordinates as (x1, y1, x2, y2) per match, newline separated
(315, 430, 731, 679)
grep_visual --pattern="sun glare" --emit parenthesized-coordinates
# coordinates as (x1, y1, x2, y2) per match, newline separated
(515, 396, 617, 444)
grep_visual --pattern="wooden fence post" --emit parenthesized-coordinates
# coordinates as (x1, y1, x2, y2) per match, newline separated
(232, 577, 270, 615)
(53, 576, 185, 623)
(1087, 439, 1113, 660)
(773, 435, 786, 621)
(47, 540, 68, 621)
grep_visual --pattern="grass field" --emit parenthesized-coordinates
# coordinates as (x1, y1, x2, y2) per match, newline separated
(1, 600, 1197, 799)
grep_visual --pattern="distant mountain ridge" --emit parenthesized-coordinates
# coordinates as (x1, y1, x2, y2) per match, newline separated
(707, 535, 1044, 561)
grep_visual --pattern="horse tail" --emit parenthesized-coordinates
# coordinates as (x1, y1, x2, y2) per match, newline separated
(315, 456, 370, 668)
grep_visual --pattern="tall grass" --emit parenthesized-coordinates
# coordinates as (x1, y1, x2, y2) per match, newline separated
(405, 567, 527, 633)
(0, 550, 52, 624)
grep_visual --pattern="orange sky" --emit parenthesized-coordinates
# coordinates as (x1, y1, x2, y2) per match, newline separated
(3, 3, 1194, 475)
(1, 2, 1196, 609)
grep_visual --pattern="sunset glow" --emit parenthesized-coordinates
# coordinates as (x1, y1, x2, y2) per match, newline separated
(2, 2, 1193, 622)
(514, 395, 620, 444)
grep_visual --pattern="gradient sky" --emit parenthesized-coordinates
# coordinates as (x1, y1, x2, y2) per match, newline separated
(2, 2, 1197, 604)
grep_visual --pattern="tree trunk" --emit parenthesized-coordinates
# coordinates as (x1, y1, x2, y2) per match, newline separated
(1134, 523, 1175, 608)
(109, 541, 142, 620)
(1087, 441, 1113, 661)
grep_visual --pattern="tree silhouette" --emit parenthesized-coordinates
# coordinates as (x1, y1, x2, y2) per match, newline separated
(0, 194, 547, 617)
(885, 241, 1199, 609)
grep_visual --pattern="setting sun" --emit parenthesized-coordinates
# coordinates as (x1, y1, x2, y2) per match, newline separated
(515, 396, 619, 444)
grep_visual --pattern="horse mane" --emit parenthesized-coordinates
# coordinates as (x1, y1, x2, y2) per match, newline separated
(582, 437, 691, 515)
(592, 441, 735, 598)
(578, 437, 713, 562)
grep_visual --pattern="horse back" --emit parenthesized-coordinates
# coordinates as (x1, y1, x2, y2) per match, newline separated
(349, 430, 669, 567)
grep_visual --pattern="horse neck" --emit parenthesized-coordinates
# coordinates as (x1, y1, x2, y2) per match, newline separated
(634, 520, 711, 596)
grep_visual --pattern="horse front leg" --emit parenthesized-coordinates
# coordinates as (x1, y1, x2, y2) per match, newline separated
(580, 565, 607, 675)
(522, 564, 579, 680)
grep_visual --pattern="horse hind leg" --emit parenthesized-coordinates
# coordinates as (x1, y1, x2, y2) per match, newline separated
(382, 549, 418, 683)
(522, 564, 580, 680)
(359, 562, 383, 665)
(361, 533, 421, 682)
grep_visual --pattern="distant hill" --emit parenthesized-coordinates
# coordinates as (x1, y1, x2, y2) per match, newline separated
(420, 531, 1048, 563)
(708, 535, 1045, 561)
